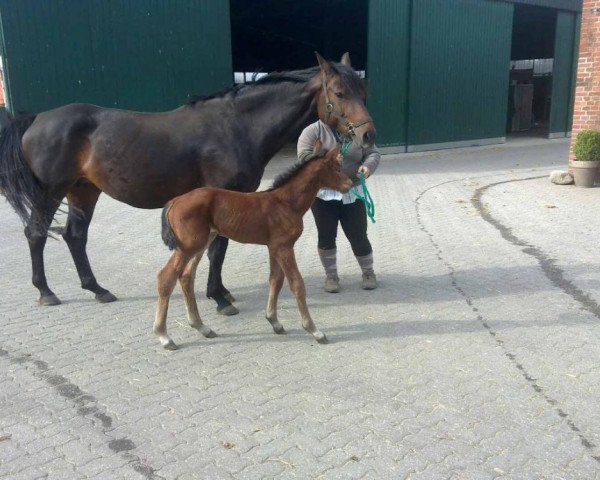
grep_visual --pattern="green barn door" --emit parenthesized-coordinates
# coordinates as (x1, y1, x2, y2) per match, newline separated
(407, 0, 513, 151)
(366, 0, 410, 149)
(549, 11, 580, 138)
(0, 0, 232, 113)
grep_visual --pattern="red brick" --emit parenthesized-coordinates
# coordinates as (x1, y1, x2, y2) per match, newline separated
(569, 0, 600, 162)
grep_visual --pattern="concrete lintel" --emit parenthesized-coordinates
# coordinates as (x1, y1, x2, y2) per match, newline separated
(378, 145, 407, 155)
(406, 137, 506, 153)
(548, 131, 568, 139)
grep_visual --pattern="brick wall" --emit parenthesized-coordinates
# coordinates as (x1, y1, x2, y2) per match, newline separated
(569, 0, 600, 162)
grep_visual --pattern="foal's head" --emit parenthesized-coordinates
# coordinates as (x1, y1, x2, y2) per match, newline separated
(315, 142, 354, 193)
(315, 52, 377, 148)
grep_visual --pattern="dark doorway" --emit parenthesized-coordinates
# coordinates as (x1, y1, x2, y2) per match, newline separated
(229, 0, 368, 79)
(508, 4, 557, 137)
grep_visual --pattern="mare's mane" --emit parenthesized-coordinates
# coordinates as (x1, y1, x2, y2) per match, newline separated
(184, 61, 365, 107)
(185, 67, 320, 106)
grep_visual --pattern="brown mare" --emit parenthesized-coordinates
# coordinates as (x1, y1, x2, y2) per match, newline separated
(0, 53, 375, 314)
(156, 142, 351, 349)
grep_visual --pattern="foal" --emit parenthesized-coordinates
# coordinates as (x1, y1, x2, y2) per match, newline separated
(155, 143, 352, 349)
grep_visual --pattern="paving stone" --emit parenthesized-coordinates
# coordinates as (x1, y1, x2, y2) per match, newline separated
(3, 139, 600, 478)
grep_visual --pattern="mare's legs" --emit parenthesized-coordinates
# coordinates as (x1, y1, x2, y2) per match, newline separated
(274, 247, 328, 344)
(63, 182, 116, 303)
(207, 236, 239, 316)
(265, 253, 286, 334)
(25, 196, 62, 306)
(154, 249, 191, 350)
(178, 244, 217, 339)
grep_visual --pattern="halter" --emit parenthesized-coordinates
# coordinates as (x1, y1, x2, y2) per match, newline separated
(321, 69, 373, 139)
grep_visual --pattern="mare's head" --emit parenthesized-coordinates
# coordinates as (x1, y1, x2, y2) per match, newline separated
(315, 141, 354, 193)
(315, 52, 377, 148)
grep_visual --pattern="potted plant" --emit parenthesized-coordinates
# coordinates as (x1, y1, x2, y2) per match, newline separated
(572, 130, 600, 187)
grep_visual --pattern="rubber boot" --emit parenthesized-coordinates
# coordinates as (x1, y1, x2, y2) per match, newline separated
(318, 248, 339, 293)
(356, 253, 377, 290)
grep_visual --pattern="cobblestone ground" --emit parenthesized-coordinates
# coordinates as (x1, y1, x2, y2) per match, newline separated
(2, 138, 600, 479)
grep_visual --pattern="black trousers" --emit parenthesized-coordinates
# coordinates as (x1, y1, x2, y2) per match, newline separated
(311, 197, 372, 256)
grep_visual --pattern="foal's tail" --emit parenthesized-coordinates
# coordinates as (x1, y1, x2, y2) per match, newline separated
(0, 112, 46, 231)
(161, 203, 178, 250)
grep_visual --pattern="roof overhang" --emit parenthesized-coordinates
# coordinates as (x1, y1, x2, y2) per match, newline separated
(501, 0, 582, 12)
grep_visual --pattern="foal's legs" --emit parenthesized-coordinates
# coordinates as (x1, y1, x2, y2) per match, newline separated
(154, 249, 191, 350)
(265, 253, 286, 334)
(179, 248, 217, 339)
(63, 183, 116, 303)
(25, 196, 62, 306)
(207, 236, 239, 316)
(275, 247, 328, 344)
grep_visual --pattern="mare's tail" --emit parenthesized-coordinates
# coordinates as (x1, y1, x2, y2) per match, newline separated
(0, 112, 47, 233)
(161, 204, 178, 250)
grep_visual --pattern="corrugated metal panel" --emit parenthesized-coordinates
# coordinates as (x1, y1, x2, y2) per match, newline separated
(0, 0, 232, 113)
(549, 11, 579, 135)
(501, 0, 581, 12)
(408, 0, 513, 147)
(366, 0, 410, 147)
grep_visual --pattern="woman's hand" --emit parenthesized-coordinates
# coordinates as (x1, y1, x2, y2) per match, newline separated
(358, 165, 371, 179)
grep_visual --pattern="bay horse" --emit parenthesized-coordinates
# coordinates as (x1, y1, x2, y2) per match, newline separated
(156, 142, 351, 349)
(0, 53, 375, 314)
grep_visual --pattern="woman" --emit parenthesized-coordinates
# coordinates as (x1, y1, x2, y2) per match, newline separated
(297, 119, 380, 293)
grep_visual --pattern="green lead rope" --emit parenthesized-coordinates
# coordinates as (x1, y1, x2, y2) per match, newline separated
(340, 140, 375, 223)
(351, 172, 376, 223)
(341, 141, 352, 156)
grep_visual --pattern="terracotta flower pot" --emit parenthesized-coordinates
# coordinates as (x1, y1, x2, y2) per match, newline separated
(571, 160, 600, 188)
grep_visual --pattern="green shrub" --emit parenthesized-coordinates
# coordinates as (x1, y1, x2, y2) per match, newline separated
(573, 130, 600, 161)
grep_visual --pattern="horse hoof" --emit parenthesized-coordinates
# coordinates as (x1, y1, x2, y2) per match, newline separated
(217, 304, 239, 316)
(95, 292, 117, 303)
(163, 340, 178, 350)
(224, 292, 236, 303)
(38, 294, 61, 306)
(200, 326, 217, 338)
(270, 321, 286, 334)
(314, 332, 329, 344)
